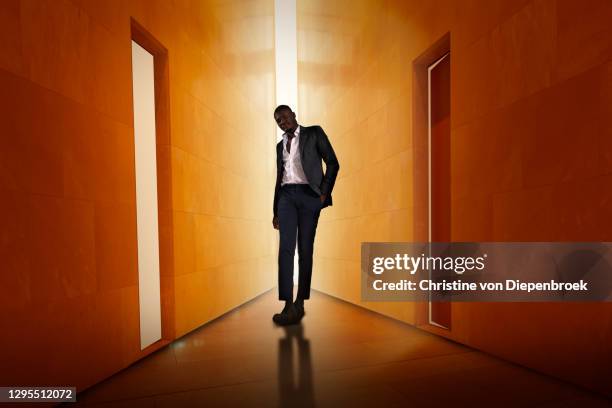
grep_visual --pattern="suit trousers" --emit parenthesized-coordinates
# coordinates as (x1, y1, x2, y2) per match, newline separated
(277, 184, 322, 301)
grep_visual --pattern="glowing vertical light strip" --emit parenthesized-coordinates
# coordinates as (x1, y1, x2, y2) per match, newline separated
(274, 0, 299, 284)
(427, 52, 450, 329)
(131, 41, 162, 349)
(274, 0, 298, 141)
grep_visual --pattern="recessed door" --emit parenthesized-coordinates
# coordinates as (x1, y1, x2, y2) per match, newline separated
(428, 52, 451, 329)
(131, 40, 162, 349)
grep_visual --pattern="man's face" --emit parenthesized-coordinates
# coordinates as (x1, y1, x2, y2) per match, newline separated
(274, 109, 297, 133)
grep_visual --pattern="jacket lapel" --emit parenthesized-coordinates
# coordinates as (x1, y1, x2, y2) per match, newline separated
(298, 125, 307, 160)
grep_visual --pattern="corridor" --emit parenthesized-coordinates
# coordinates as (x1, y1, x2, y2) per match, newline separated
(2, 0, 612, 404)
(75, 291, 610, 407)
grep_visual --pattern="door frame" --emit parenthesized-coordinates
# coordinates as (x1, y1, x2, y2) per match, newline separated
(131, 18, 176, 353)
(412, 32, 452, 332)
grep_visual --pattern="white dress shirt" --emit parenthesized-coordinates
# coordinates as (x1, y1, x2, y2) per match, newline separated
(281, 125, 309, 185)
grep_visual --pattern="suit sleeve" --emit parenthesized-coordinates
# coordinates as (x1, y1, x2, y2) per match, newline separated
(273, 143, 282, 216)
(315, 126, 340, 197)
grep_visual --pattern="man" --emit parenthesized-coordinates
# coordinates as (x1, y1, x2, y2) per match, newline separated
(272, 105, 340, 325)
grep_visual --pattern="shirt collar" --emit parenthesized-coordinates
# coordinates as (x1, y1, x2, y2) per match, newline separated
(283, 125, 300, 141)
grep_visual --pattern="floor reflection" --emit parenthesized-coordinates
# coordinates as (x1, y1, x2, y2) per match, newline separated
(74, 291, 611, 407)
(278, 324, 315, 407)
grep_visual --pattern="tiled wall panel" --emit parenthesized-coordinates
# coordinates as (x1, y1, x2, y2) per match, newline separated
(298, 0, 612, 395)
(0, 0, 276, 391)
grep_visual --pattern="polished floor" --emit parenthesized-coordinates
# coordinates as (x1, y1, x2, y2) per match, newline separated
(74, 290, 611, 407)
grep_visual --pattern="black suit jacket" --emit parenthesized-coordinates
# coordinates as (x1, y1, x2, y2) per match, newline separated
(273, 125, 340, 217)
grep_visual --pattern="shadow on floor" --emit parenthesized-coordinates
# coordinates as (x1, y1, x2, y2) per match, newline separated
(278, 324, 315, 407)
(72, 290, 612, 407)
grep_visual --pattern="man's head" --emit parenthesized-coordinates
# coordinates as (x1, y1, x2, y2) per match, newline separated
(274, 105, 297, 133)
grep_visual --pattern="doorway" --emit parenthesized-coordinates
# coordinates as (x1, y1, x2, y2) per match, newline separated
(413, 33, 451, 330)
(131, 19, 175, 350)
(427, 52, 451, 329)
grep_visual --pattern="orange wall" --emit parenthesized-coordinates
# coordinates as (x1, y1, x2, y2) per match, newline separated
(0, 0, 276, 391)
(299, 0, 612, 395)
